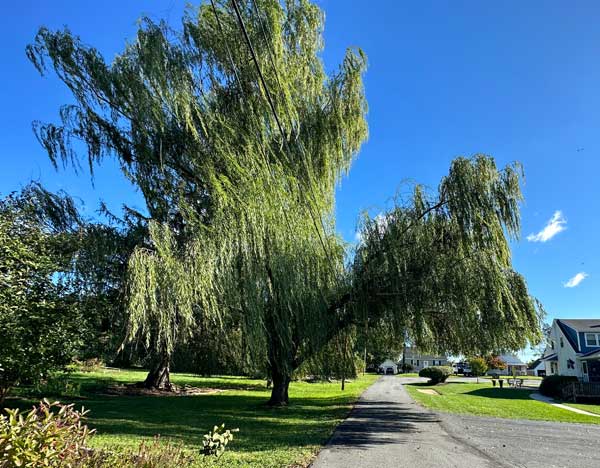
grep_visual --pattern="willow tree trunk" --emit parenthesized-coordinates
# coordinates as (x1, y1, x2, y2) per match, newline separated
(143, 354, 172, 390)
(267, 366, 291, 406)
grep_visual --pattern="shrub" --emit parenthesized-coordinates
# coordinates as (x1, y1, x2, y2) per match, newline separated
(0, 399, 94, 467)
(419, 366, 452, 384)
(33, 373, 81, 398)
(202, 423, 239, 458)
(401, 363, 414, 373)
(539, 375, 579, 398)
(468, 357, 488, 377)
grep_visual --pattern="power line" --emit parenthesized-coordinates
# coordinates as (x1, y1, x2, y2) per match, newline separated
(230, 0, 287, 143)
(230, 0, 343, 284)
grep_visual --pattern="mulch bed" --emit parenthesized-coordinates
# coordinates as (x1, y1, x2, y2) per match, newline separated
(102, 383, 224, 397)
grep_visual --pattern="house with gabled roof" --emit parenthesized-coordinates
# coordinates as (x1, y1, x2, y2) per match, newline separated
(541, 319, 600, 383)
(400, 347, 449, 372)
(486, 354, 527, 376)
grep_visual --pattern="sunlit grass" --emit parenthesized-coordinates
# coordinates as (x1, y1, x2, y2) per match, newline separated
(405, 382, 600, 424)
(565, 403, 600, 416)
(5, 369, 378, 467)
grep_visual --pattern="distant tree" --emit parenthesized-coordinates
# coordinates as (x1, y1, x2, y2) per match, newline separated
(468, 357, 489, 383)
(485, 355, 507, 372)
(358, 320, 402, 370)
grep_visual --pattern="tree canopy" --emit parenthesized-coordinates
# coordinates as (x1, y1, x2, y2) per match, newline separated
(0, 186, 82, 402)
(28, 0, 542, 404)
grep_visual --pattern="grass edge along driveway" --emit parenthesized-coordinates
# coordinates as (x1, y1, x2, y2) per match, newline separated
(404, 381, 600, 425)
(6, 369, 379, 468)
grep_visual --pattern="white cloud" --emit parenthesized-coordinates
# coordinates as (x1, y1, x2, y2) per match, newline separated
(354, 231, 363, 243)
(564, 272, 588, 288)
(527, 211, 566, 242)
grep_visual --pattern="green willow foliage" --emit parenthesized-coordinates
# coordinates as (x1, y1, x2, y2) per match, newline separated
(28, 0, 367, 400)
(353, 156, 543, 356)
(28, 0, 541, 403)
(126, 222, 196, 370)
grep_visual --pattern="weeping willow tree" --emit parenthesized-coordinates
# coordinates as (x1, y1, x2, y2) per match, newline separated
(28, 0, 542, 404)
(28, 0, 366, 399)
(126, 222, 196, 388)
(351, 156, 543, 357)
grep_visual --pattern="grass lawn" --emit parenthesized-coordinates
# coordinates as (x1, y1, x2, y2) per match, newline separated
(565, 403, 600, 416)
(405, 382, 600, 425)
(5, 369, 378, 467)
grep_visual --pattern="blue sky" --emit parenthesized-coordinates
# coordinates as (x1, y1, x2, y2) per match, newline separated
(2, 1, 599, 346)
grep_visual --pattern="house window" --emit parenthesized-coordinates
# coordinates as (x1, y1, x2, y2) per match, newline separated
(551, 340, 555, 350)
(410, 359, 413, 365)
(567, 359, 575, 369)
(583, 362, 588, 374)
(417, 360, 420, 366)
(585, 333, 599, 347)
(560, 337, 564, 348)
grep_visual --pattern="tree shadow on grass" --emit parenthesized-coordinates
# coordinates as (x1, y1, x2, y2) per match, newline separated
(463, 387, 533, 400)
(57, 388, 436, 453)
(47, 392, 370, 452)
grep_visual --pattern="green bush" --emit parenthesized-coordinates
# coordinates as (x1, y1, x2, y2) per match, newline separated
(419, 366, 452, 384)
(33, 373, 81, 398)
(0, 399, 93, 467)
(539, 375, 579, 398)
(468, 357, 489, 377)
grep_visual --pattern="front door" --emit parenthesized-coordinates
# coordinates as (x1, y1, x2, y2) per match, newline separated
(588, 361, 600, 383)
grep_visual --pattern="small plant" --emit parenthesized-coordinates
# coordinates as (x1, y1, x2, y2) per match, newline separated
(0, 399, 94, 467)
(201, 423, 239, 458)
(418, 366, 452, 384)
(69, 358, 105, 373)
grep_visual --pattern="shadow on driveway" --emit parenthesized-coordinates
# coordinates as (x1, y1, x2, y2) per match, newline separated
(327, 397, 440, 449)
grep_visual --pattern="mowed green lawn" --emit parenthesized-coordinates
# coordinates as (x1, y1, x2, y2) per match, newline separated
(6, 369, 378, 467)
(566, 403, 600, 416)
(405, 382, 600, 424)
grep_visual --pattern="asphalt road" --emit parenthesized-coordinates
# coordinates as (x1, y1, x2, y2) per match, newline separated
(310, 376, 600, 468)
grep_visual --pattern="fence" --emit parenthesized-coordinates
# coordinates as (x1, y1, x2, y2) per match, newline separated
(562, 382, 600, 402)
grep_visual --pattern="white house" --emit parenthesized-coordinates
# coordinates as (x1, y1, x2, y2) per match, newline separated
(527, 358, 546, 377)
(542, 319, 600, 383)
(378, 359, 398, 374)
(400, 347, 449, 372)
(486, 354, 528, 376)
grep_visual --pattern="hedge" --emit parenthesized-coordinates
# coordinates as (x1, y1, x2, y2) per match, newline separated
(419, 366, 452, 384)
(539, 375, 579, 398)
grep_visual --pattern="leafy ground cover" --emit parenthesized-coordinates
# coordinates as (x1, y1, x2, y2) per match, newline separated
(4, 369, 378, 467)
(405, 382, 600, 424)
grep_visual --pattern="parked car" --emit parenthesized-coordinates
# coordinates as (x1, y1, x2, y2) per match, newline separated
(385, 367, 394, 375)
(454, 362, 473, 377)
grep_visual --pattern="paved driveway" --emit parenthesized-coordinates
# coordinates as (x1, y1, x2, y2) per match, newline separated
(310, 376, 600, 468)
